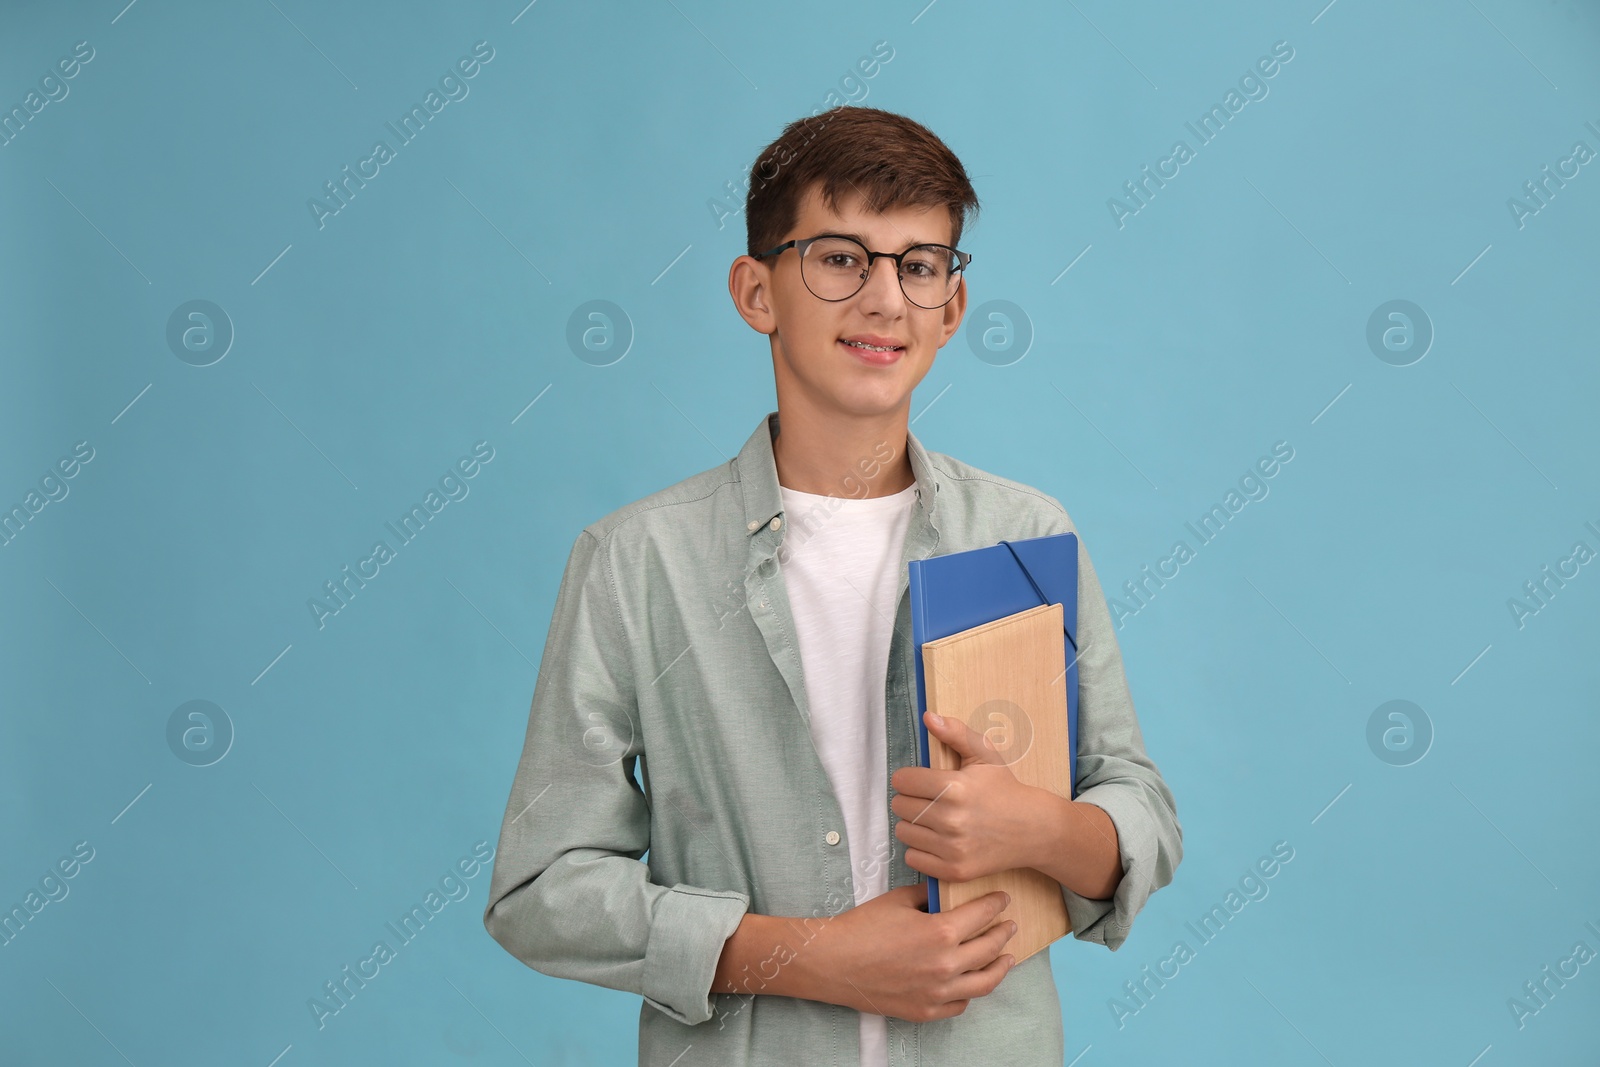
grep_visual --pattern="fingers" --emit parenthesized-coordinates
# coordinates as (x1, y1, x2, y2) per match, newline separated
(883, 883, 934, 915)
(891, 766, 952, 801)
(942, 943, 1016, 1007)
(946, 889, 1012, 942)
(953, 913, 1016, 975)
(894, 819, 943, 857)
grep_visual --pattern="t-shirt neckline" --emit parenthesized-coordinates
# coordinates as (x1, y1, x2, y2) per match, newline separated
(778, 481, 918, 508)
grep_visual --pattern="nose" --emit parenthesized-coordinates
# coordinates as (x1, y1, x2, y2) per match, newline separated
(856, 253, 907, 312)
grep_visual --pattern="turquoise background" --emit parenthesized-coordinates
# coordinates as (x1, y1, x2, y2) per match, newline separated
(3, 0, 1597, 1063)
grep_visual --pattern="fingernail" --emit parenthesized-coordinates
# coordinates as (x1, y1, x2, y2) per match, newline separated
(928, 712, 943, 726)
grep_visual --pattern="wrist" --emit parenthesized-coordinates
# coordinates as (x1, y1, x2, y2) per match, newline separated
(713, 912, 821, 1001)
(1010, 784, 1071, 875)
(1032, 792, 1122, 900)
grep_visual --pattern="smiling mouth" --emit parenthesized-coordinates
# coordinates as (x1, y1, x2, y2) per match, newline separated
(842, 339, 903, 353)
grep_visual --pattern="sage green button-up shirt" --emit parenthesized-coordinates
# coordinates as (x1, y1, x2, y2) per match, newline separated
(484, 410, 1182, 1066)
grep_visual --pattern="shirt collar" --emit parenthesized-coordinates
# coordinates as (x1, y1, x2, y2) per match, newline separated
(736, 409, 940, 537)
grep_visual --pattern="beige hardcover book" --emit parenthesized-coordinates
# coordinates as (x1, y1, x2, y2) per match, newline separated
(919, 601, 1072, 963)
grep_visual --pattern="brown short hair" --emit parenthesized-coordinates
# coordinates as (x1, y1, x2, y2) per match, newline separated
(744, 106, 980, 258)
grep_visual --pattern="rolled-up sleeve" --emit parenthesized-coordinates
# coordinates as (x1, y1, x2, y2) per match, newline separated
(482, 529, 751, 1026)
(1048, 513, 1183, 950)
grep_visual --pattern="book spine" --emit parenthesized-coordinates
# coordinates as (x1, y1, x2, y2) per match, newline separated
(907, 559, 941, 914)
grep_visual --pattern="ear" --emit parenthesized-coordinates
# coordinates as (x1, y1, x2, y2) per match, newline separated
(937, 273, 967, 349)
(729, 255, 777, 334)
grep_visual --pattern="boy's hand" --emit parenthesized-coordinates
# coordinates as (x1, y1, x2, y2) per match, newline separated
(791, 883, 1017, 1022)
(889, 710, 1043, 884)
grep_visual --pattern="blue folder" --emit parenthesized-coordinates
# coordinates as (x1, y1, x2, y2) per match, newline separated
(907, 531, 1079, 914)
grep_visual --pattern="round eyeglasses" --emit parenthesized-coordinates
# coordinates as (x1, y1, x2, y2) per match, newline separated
(753, 234, 971, 310)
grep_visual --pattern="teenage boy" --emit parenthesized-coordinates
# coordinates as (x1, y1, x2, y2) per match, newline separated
(484, 106, 1182, 1067)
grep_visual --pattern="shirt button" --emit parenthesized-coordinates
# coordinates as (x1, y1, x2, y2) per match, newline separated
(747, 520, 760, 532)
(824, 830, 840, 845)
(769, 516, 782, 531)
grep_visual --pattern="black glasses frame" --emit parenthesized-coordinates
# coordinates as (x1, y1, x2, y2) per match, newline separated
(753, 233, 972, 309)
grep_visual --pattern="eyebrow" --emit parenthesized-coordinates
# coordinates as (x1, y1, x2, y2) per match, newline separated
(829, 231, 941, 251)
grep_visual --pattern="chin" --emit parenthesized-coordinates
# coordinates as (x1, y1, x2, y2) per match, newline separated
(830, 388, 916, 419)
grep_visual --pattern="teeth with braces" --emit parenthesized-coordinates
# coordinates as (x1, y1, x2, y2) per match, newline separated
(845, 340, 900, 352)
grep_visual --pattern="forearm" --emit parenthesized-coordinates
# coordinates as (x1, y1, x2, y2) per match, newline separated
(1026, 789, 1123, 901)
(712, 911, 841, 1003)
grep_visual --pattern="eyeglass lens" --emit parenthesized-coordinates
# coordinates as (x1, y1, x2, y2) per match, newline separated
(800, 237, 960, 309)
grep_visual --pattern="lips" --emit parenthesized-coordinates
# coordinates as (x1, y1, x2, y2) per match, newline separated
(840, 339, 905, 365)
(841, 335, 905, 350)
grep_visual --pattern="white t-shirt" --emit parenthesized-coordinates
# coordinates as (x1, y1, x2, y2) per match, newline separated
(776, 479, 919, 1067)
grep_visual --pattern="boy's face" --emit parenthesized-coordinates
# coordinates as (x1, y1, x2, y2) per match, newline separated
(730, 182, 967, 422)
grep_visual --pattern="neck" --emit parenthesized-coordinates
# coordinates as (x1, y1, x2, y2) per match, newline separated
(771, 401, 914, 498)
